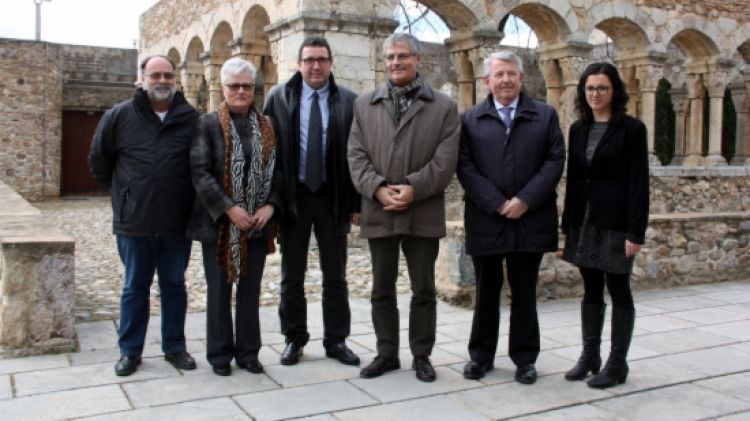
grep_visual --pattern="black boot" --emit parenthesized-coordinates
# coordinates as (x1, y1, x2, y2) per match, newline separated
(565, 302, 606, 381)
(588, 306, 635, 389)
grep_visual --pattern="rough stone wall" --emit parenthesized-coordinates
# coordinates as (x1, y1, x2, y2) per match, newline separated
(0, 39, 137, 202)
(641, 0, 750, 24)
(0, 39, 63, 201)
(61, 45, 137, 111)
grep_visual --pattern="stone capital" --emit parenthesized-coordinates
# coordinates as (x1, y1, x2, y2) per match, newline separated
(705, 70, 731, 98)
(729, 82, 748, 111)
(557, 56, 587, 87)
(538, 59, 561, 88)
(685, 74, 705, 99)
(635, 64, 664, 92)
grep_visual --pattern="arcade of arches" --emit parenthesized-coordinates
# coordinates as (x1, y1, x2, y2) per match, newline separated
(141, 0, 750, 167)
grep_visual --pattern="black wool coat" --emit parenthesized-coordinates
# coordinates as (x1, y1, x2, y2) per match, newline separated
(457, 93, 565, 256)
(561, 115, 650, 244)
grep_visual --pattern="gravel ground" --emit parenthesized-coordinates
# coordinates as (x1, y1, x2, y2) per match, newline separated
(36, 196, 412, 322)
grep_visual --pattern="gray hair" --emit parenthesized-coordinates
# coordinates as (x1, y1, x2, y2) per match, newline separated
(383, 32, 421, 55)
(483, 51, 524, 77)
(220, 58, 257, 84)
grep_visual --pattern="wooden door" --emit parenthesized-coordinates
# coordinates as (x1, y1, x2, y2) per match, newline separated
(61, 110, 108, 196)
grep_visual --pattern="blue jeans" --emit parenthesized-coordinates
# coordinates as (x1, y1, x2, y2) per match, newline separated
(116, 235, 192, 356)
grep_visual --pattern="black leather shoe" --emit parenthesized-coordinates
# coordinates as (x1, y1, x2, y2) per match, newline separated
(280, 342, 303, 365)
(412, 356, 436, 382)
(360, 355, 400, 378)
(165, 350, 196, 370)
(212, 365, 231, 376)
(326, 342, 360, 366)
(515, 364, 537, 385)
(238, 358, 264, 374)
(463, 360, 494, 380)
(115, 355, 141, 376)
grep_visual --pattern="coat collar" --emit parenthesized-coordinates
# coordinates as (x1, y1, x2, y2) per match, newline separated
(370, 78, 435, 104)
(477, 92, 537, 120)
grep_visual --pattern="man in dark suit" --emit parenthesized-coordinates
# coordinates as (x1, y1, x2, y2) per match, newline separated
(263, 36, 360, 366)
(456, 51, 565, 384)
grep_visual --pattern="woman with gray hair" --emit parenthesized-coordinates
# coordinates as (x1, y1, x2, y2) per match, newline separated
(187, 57, 282, 376)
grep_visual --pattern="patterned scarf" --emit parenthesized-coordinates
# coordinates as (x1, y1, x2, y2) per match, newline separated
(217, 102, 277, 282)
(389, 76, 422, 122)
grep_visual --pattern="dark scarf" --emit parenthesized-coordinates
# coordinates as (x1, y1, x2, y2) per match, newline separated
(217, 102, 277, 282)
(388, 76, 422, 122)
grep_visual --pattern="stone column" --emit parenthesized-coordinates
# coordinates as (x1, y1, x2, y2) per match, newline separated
(445, 30, 504, 112)
(704, 70, 729, 166)
(556, 55, 588, 138)
(636, 63, 664, 165)
(669, 89, 689, 165)
(683, 73, 705, 166)
(729, 81, 750, 165)
(178, 61, 204, 109)
(538, 58, 562, 111)
(265, 12, 397, 94)
(201, 52, 223, 112)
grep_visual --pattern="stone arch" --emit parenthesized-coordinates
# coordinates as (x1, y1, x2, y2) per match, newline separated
(180, 36, 207, 110)
(166, 47, 182, 90)
(594, 18, 651, 54)
(670, 29, 721, 62)
(501, 1, 579, 45)
(412, 0, 479, 31)
(205, 21, 234, 111)
(239, 5, 276, 104)
(736, 39, 750, 65)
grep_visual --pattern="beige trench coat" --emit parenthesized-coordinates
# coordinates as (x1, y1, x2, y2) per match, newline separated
(347, 82, 460, 239)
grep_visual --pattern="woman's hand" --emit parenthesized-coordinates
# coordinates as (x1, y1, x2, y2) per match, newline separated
(226, 206, 254, 230)
(625, 240, 642, 258)
(252, 204, 275, 230)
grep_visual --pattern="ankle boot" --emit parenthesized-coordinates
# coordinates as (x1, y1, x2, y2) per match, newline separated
(565, 302, 606, 381)
(588, 306, 635, 389)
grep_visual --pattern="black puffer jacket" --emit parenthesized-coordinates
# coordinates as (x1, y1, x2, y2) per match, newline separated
(88, 89, 198, 236)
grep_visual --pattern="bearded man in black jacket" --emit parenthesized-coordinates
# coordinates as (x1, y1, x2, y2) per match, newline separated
(89, 55, 199, 377)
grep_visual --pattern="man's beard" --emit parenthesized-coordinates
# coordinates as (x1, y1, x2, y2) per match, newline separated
(147, 84, 176, 102)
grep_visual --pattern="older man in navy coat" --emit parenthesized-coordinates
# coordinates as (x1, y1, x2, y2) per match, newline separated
(457, 51, 565, 384)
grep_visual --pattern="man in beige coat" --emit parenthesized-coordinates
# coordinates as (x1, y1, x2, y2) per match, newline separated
(348, 33, 460, 382)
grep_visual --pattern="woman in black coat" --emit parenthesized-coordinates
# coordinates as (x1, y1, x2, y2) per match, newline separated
(187, 58, 282, 376)
(561, 62, 649, 389)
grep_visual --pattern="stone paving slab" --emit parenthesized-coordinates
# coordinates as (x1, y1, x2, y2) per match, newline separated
(13, 359, 178, 396)
(449, 375, 613, 419)
(76, 397, 251, 421)
(633, 327, 738, 354)
(695, 372, 750, 404)
(0, 375, 11, 400)
(76, 319, 119, 351)
(511, 403, 614, 420)
(0, 385, 130, 421)
(123, 371, 279, 408)
(0, 353, 70, 375)
(699, 320, 750, 341)
(590, 383, 750, 420)
(717, 412, 750, 421)
(349, 366, 481, 402)
(332, 395, 489, 421)
(263, 358, 362, 388)
(655, 345, 750, 377)
(233, 381, 378, 420)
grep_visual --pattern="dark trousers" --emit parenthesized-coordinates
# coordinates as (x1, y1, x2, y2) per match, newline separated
(468, 252, 543, 366)
(368, 235, 439, 358)
(116, 235, 192, 356)
(279, 183, 351, 349)
(202, 239, 266, 367)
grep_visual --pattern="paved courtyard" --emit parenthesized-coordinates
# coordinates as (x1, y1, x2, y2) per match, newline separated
(1, 278, 749, 420)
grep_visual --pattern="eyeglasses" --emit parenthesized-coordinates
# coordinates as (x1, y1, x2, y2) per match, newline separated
(385, 53, 415, 62)
(585, 85, 611, 95)
(224, 83, 255, 92)
(144, 72, 176, 80)
(300, 57, 331, 66)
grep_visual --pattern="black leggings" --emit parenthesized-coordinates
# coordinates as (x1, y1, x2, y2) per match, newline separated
(579, 267, 634, 310)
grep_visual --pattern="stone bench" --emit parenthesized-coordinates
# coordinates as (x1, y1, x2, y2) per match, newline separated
(436, 212, 750, 306)
(0, 180, 76, 357)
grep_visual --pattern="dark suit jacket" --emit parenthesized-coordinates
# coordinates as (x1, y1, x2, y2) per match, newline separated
(561, 115, 650, 244)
